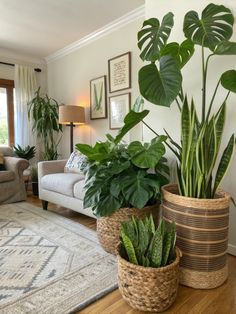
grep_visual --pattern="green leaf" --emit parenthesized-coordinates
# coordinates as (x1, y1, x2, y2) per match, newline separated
(139, 56, 182, 107)
(213, 134, 235, 194)
(183, 3, 234, 50)
(161, 39, 195, 68)
(221, 70, 236, 93)
(121, 230, 138, 265)
(149, 224, 163, 267)
(138, 13, 174, 62)
(121, 171, 155, 208)
(137, 220, 149, 255)
(214, 41, 236, 55)
(128, 137, 166, 169)
(132, 96, 144, 112)
(93, 194, 121, 217)
(121, 219, 139, 248)
(114, 110, 149, 144)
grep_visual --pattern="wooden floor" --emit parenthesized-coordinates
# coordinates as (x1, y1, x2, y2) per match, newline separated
(27, 195, 236, 314)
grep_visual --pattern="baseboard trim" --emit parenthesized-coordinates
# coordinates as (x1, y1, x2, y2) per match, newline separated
(228, 244, 236, 256)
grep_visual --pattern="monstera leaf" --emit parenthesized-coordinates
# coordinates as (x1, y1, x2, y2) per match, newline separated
(221, 70, 236, 93)
(139, 55, 182, 107)
(184, 3, 234, 50)
(138, 13, 174, 62)
(214, 41, 236, 55)
(128, 136, 166, 169)
(160, 39, 194, 68)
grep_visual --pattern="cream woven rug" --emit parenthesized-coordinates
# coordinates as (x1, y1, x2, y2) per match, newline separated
(0, 202, 117, 314)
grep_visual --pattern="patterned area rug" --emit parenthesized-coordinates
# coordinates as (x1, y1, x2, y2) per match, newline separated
(0, 202, 117, 313)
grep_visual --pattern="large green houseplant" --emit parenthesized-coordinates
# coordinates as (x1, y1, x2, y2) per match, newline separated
(28, 88, 62, 160)
(117, 215, 181, 312)
(118, 3, 236, 289)
(76, 124, 169, 253)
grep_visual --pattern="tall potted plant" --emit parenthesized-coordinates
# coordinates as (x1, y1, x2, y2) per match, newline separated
(121, 3, 236, 288)
(28, 88, 62, 161)
(76, 119, 169, 254)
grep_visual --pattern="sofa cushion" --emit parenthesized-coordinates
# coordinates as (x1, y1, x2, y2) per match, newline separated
(74, 179, 86, 200)
(41, 173, 84, 197)
(0, 170, 15, 183)
(64, 151, 88, 174)
(0, 153, 6, 171)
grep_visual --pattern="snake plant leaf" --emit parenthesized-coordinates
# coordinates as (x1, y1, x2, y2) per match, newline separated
(138, 220, 149, 255)
(161, 39, 194, 68)
(221, 70, 236, 93)
(121, 220, 139, 248)
(121, 230, 138, 265)
(183, 3, 234, 50)
(162, 230, 172, 266)
(138, 13, 174, 62)
(139, 56, 182, 107)
(213, 134, 235, 194)
(132, 96, 144, 112)
(128, 137, 166, 169)
(150, 224, 163, 267)
(214, 41, 236, 55)
(114, 110, 149, 144)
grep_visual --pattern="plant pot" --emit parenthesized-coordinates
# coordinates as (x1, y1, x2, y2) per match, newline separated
(117, 247, 181, 312)
(32, 181, 39, 196)
(97, 203, 160, 255)
(162, 184, 230, 289)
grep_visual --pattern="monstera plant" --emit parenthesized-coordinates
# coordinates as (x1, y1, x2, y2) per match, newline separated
(120, 3, 236, 199)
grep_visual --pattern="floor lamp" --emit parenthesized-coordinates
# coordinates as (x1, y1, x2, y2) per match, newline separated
(59, 105, 85, 154)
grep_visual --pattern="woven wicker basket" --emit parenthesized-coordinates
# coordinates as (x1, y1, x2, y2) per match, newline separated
(162, 184, 230, 289)
(117, 247, 181, 312)
(97, 204, 159, 255)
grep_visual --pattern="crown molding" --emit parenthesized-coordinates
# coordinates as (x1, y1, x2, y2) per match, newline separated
(45, 5, 145, 63)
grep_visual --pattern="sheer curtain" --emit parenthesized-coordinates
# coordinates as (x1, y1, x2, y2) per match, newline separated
(14, 65, 37, 147)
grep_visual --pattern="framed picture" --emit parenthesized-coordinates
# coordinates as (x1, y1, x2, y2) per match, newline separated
(108, 52, 131, 93)
(109, 93, 131, 129)
(90, 75, 107, 120)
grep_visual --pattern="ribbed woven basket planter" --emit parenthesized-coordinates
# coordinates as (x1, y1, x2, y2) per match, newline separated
(117, 247, 181, 312)
(162, 184, 230, 289)
(97, 204, 159, 255)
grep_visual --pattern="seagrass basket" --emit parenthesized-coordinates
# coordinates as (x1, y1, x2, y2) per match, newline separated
(117, 247, 181, 312)
(162, 184, 230, 289)
(97, 204, 159, 254)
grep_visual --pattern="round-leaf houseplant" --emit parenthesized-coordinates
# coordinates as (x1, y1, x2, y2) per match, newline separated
(117, 215, 181, 312)
(122, 3, 236, 288)
(76, 120, 169, 254)
(28, 88, 62, 161)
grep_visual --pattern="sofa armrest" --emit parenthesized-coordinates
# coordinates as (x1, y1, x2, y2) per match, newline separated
(38, 159, 67, 180)
(4, 157, 29, 179)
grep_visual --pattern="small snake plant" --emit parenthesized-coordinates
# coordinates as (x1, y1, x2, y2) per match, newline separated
(120, 215, 176, 268)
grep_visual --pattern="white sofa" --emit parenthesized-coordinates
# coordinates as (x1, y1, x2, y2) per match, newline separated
(38, 159, 95, 218)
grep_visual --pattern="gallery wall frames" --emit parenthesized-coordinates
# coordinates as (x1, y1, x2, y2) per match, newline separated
(90, 75, 107, 120)
(108, 52, 131, 93)
(109, 93, 131, 129)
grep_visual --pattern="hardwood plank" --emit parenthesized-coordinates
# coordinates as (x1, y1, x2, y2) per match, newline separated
(26, 195, 236, 314)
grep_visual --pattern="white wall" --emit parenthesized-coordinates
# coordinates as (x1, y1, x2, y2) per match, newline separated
(144, 0, 236, 254)
(47, 18, 144, 159)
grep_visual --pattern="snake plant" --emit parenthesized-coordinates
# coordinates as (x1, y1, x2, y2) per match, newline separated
(120, 215, 176, 267)
(116, 3, 236, 199)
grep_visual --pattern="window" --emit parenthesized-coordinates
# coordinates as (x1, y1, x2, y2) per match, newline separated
(0, 79, 14, 146)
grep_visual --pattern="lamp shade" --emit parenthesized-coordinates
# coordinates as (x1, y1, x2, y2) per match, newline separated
(59, 105, 85, 124)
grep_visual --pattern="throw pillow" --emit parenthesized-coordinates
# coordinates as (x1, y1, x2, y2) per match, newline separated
(0, 153, 6, 171)
(64, 151, 88, 174)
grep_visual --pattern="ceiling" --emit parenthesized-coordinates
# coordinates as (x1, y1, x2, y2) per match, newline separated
(0, 0, 144, 59)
